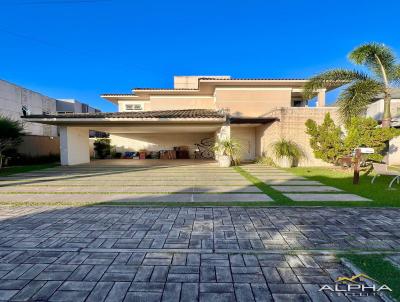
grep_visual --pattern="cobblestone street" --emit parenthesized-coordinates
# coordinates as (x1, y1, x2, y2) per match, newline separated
(0, 206, 398, 301)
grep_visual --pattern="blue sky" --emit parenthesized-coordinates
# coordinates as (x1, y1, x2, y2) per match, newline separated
(1, 0, 399, 112)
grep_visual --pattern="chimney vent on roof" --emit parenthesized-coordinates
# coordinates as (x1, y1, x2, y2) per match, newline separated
(173, 75, 231, 89)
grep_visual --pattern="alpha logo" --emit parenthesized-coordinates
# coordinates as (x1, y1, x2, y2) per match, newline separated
(319, 273, 392, 297)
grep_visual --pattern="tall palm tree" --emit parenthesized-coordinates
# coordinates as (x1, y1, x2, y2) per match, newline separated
(303, 43, 400, 127)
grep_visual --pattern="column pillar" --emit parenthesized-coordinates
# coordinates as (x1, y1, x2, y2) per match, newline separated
(316, 89, 326, 107)
(214, 122, 231, 160)
(59, 126, 90, 165)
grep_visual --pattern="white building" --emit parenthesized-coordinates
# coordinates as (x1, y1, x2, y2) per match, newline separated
(0, 79, 99, 157)
(366, 89, 400, 165)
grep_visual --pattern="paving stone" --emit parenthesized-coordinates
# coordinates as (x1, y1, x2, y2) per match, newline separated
(180, 283, 199, 302)
(59, 280, 96, 291)
(284, 193, 370, 201)
(272, 293, 311, 302)
(0, 280, 29, 290)
(129, 282, 165, 292)
(272, 186, 342, 192)
(0, 290, 18, 300)
(48, 290, 90, 302)
(31, 281, 63, 301)
(199, 292, 236, 302)
(162, 283, 181, 302)
(86, 282, 113, 302)
(235, 283, 255, 302)
(104, 282, 130, 302)
(124, 291, 162, 302)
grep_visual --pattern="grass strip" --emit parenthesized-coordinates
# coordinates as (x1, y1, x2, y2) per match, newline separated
(234, 166, 292, 203)
(0, 191, 264, 195)
(343, 254, 400, 301)
(0, 163, 59, 177)
(0, 201, 275, 207)
(289, 167, 399, 206)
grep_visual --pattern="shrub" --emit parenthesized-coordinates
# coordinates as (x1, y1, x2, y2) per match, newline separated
(93, 138, 111, 159)
(306, 113, 400, 164)
(270, 139, 304, 166)
(305, 113, 345, 164)
(344, 116, 400, 162)
(255, 156, 276, 167)
(212, 138, 242, 165)
(0, 116, 24, 168)
(7, 154, 59, 166)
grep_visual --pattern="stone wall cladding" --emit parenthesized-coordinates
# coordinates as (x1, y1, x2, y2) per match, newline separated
(260, 107, 339, 166)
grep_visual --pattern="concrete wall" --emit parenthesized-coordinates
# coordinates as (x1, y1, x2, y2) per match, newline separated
(389, 136, 400, 165)
(366, 99, 400, 120)
(17, 135, 60, 156)
(214, 88, 292, 117)
(0, 79, 58, 137)
(60, 127, 90, 165)
(257, 107, 339, 166)
(110, 132, 214, 158)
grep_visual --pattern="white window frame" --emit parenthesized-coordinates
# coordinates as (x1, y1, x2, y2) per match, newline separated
(125, 103, 144, 111)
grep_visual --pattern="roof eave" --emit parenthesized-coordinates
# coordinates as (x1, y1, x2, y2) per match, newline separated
(23, 117, 226, 125)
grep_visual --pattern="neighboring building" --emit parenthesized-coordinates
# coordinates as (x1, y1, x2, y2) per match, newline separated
(0, 79, 59, 156)
(57, 99, 100, 114)
(56, 99, 105, 138)
(366, 89, 400, 165)
(24, 75, 340, 166)
(366, 89, 400, 120)
(0, 79, 58, 137)
(0, 79, 101, 157)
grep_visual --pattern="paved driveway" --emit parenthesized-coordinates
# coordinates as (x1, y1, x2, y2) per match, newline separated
(0, 160, 368, 204)
(0, 160, 272, 204)
(0, 206, 398, 301)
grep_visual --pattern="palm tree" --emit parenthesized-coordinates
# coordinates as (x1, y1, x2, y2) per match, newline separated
(303, 43, 400, 127)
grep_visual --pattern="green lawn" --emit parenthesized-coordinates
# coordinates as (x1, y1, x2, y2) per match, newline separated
(289, 167, 400, 207)
(343, 254, 400, 301)
(0, 163, 59, 177)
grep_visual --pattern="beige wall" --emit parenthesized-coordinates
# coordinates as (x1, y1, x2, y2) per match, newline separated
(17, 135, 60, 156)
(257, 107, 339, 166)
(231, 126, 256, 161)
(110, 132, 214, 158)
(60, 127, 90, 165)
(149, 96, 214, 110)
(118, 100, 151, 112)
(214, 88, 292, 117)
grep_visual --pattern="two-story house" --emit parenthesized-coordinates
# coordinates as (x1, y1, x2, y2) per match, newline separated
(24, 75, 339, 165)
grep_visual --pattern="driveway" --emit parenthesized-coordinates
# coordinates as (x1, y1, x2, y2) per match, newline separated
(0, 206, 398, 301)
(0, 160, 367, 204)
(0, 160, 270, 204)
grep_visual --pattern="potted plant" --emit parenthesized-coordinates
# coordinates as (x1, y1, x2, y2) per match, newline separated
(271, 139, 304, 168)
(212, 138, 241, 167)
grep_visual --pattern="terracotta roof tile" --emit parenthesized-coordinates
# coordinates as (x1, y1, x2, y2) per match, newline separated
(24, 109, 226, 119)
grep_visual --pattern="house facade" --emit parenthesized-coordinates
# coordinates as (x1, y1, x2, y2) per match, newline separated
(25, 75, 339, 165)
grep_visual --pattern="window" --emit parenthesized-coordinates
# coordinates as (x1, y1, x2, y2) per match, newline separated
(125, 103, 143, 111)
(293, 100, 304, 107)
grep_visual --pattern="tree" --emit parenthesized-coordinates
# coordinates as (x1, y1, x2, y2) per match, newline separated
(303, 43, 400, 127)
(0, 116, 24, 168)
(305, 113, 345, 163)
(306, 113, 400, 164)
(344, 117, 400, 162)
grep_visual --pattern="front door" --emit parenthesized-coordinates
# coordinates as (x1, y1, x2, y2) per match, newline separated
(231, 127, 256, 161)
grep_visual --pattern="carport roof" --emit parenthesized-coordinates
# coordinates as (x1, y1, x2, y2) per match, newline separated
(23, 109, 226, 119)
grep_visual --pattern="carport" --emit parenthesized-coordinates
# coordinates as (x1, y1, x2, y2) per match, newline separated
(23, 109, 228, 165)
